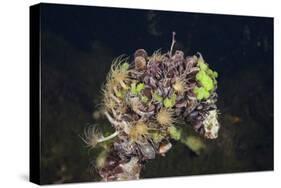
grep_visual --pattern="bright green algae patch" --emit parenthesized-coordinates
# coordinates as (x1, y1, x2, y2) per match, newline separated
(193, 86, 210, 100)
(153, 92, 163, 103)
(193, 56, 218, 100)
(168, 126, 181, 140)
(163, 93, 177, 108)
(131, 82, 145, 95)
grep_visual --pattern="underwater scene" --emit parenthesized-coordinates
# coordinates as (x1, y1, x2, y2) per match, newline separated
(40, 3, 273, 184)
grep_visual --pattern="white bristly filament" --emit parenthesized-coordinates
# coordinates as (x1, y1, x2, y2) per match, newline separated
(98, 131, 119, 143)
(169, 31, 176, 57)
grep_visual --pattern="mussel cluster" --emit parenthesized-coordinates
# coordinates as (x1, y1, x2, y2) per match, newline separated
(85, 35, 220, 181)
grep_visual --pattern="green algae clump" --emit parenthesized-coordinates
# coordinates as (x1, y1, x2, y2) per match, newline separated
(193, 86, 210, 100)
(196, 70, 214, 91)
(194, 56, 218, 100)
(131, 82, 145, 95)
(153, 92, 163, 103)
(163, 93, 177, 108)
(168, 126, 181, 141)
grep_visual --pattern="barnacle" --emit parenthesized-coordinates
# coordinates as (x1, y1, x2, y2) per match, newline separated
(173, 77, 187, 94)
(81, 125, 101, 148)
(128, 121, 149, 142)
(102, 89, 116, 110)
(134, 56, 147, 70)
(156, 108, 176, 127)
(106, 56, 130, 90)
(149, 49, 164, 62)
(84, 32, 220, 181)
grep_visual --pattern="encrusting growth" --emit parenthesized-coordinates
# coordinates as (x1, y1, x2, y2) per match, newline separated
(83, 32, 220, 181)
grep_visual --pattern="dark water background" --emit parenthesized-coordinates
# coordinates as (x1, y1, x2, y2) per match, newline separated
(39, 3, 273, 184)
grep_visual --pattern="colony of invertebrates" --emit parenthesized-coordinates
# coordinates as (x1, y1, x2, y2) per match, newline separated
(83, 33, 220, 181)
